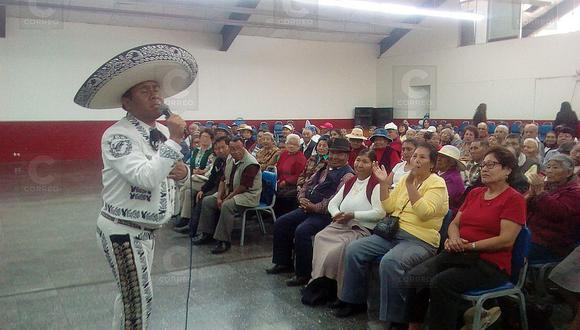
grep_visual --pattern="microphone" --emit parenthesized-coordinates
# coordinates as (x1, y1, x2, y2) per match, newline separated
(159, 103, 172, 119)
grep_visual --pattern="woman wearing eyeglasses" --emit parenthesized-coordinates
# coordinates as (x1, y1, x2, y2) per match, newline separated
(404, 146, 526, 330)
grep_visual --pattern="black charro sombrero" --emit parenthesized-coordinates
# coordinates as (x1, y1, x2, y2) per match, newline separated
(74, 43, 198, 109)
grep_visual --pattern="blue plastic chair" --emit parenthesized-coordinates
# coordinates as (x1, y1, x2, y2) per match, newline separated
(460, 226, 531, 330)
(205, 120, 214, 128)
(539, 123, 552, 142)
(273, 121, 284, 143)
(233, 117, 245, 126)
(240, 170, 277, 246)
(510, 121, 522, 134)
(487, 121, 496, 135)
(259, 122, 270, 132)
(459, 121, 470, 133)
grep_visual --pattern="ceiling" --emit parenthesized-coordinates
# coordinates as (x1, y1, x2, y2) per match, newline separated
(0, 0, 570, 49)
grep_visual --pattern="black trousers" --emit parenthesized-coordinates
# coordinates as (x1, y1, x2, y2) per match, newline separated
(404, 251, 509, 330)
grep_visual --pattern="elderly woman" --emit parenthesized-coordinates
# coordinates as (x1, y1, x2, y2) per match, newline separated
(387, 139, 417, 188)
(424, 131, 441, 150)
(440, 128, 461, 147)
(334, 143, 449, 325)
(405, 146, 526, 330)
(405, 128, 417, 141)
(459, 125, 479, 161)
(275, 133, 308, 215)
(523, 138, 540, 164)
(304, 150, 385, 303)
(297, 136, 329, 189)
(255, 132, 279, 171)
(436, 145, 466, 217)
(526, 154, 579, 263)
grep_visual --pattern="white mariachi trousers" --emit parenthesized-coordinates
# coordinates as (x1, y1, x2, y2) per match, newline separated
(96, 216, 155, 330)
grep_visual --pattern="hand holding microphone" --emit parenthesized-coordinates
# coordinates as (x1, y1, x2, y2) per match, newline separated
(160, 104, 186, 144)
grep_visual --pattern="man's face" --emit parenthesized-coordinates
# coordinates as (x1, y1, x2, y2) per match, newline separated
(328, 151, 348, 168)
(241, 130, 252, 139)
(229, 140, 246, 161)
(505, 138, 521, 156)
(386, 129, 398, 140)
(215, 130, 227, 138)
(302, 129, 313, 143)
(213, 140, 230, 158)
(523, 125, 538, 139)
(122, 81, 163, 122)
(469, 141, 487, 162)
(544, 132, 557, 145)
(477, 123, 488, 137)
(282, 128, 291, 137)
(557, 133, 574, 146)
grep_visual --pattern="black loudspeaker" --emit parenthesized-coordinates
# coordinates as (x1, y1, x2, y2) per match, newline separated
(373, 107, 393, 127)
(354, 107, 374, 128)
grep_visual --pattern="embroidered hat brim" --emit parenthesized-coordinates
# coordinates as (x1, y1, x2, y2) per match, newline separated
(74, 44, 198, 109)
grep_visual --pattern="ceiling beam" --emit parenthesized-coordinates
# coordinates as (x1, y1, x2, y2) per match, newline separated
(378, 0, 445, 57)
(0, 1, 389, 38)
(522, 0, 579, 37)
(0, 6, 5, 38)
(220, 0, 260, 52)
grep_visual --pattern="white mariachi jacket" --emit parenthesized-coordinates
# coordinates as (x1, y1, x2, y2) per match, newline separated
(100, 113, 188, 228)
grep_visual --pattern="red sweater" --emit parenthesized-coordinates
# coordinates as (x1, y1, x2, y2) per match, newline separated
(527, 178, 580, 257)
(276, 150, 307, 185)
(459, 187, 526, 275)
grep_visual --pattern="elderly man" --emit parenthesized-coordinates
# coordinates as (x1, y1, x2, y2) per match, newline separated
(523, 123, 545, 162)
(494, 124, 509, 145)
(477, 122, 488, 139)
(385, 122, 402, 157)
(543, 126, 576, 166)
(300, 126, 317, 159)
(266, 138, 355, 286)
(505, 133, 540, 180)
(74, 44, 196, 329)
(193, 136, 262, 254)
(463, 139, 489, 189)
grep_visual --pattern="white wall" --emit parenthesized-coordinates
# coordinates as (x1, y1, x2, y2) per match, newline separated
(0, 18, 377, 122)
(377, 1, 580, 121)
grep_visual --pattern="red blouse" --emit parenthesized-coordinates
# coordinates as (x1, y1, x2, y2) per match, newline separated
(276, 150, 307, 185)
(459, 187, 526, 275)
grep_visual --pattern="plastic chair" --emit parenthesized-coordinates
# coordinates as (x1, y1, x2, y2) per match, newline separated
(460, 227, 531, 330)
(205, 120, 214, 128)
(240, 170, 277, 246)
(273, 121, 284, 143)
(539, 123, 552, 142)
(487, 121, 496, 135)
(233, 117, 245, 126)
(259, 122, 270, 132)
(459, 121, 470, 133)
(510, 121, 522, 134)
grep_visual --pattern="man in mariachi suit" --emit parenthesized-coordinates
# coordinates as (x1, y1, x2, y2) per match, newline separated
(74, 44, 198, 329)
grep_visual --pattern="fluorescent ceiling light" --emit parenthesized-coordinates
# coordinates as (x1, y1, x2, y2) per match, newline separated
(296, 0, 484, 21)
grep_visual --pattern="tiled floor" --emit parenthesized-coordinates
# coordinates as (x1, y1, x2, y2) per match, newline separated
(0, 161, 573, 329)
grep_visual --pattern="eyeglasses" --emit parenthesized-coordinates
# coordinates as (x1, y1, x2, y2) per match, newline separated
(481, 161, 500, 169)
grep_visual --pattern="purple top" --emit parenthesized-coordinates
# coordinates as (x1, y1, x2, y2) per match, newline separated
(440, 169, 466, 216)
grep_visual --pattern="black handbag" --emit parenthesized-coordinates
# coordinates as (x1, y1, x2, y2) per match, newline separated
(373, 182, 421, 240)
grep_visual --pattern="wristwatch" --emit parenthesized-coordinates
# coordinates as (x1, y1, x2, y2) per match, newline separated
(471, 242, 477, 251)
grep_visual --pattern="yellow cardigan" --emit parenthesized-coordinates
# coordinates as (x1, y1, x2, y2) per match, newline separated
(382, 173, 449, 247)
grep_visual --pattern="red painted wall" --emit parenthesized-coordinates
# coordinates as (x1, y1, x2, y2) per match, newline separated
(0, 119, 355, 162)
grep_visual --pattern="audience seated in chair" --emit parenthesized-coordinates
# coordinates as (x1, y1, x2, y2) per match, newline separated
(300, 126, 317, 159)
(404, 146, 526, 330)
(238, 124, 256, 152)
(334, 143, 449, 325)
(505, 133, 540, 182)
(543, 126, 575, 166)
(302, 149, 385, 305)
(526, 154, 579, 263)
(297, 136, 329, 189)
(192, 137, 262, 254)
(175, 128, 215, 229)
(459, 125, 479, 162)
(174, 135, 231, 236)
(266, 138, 354, 287)
(436, 145, 466, 217)
(346, 128, 368, 168)
(275, 134, 307, 216)
(255, 132, 279, 171)
(388, 139, 418, 188)
(370, 128, 400, 174)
